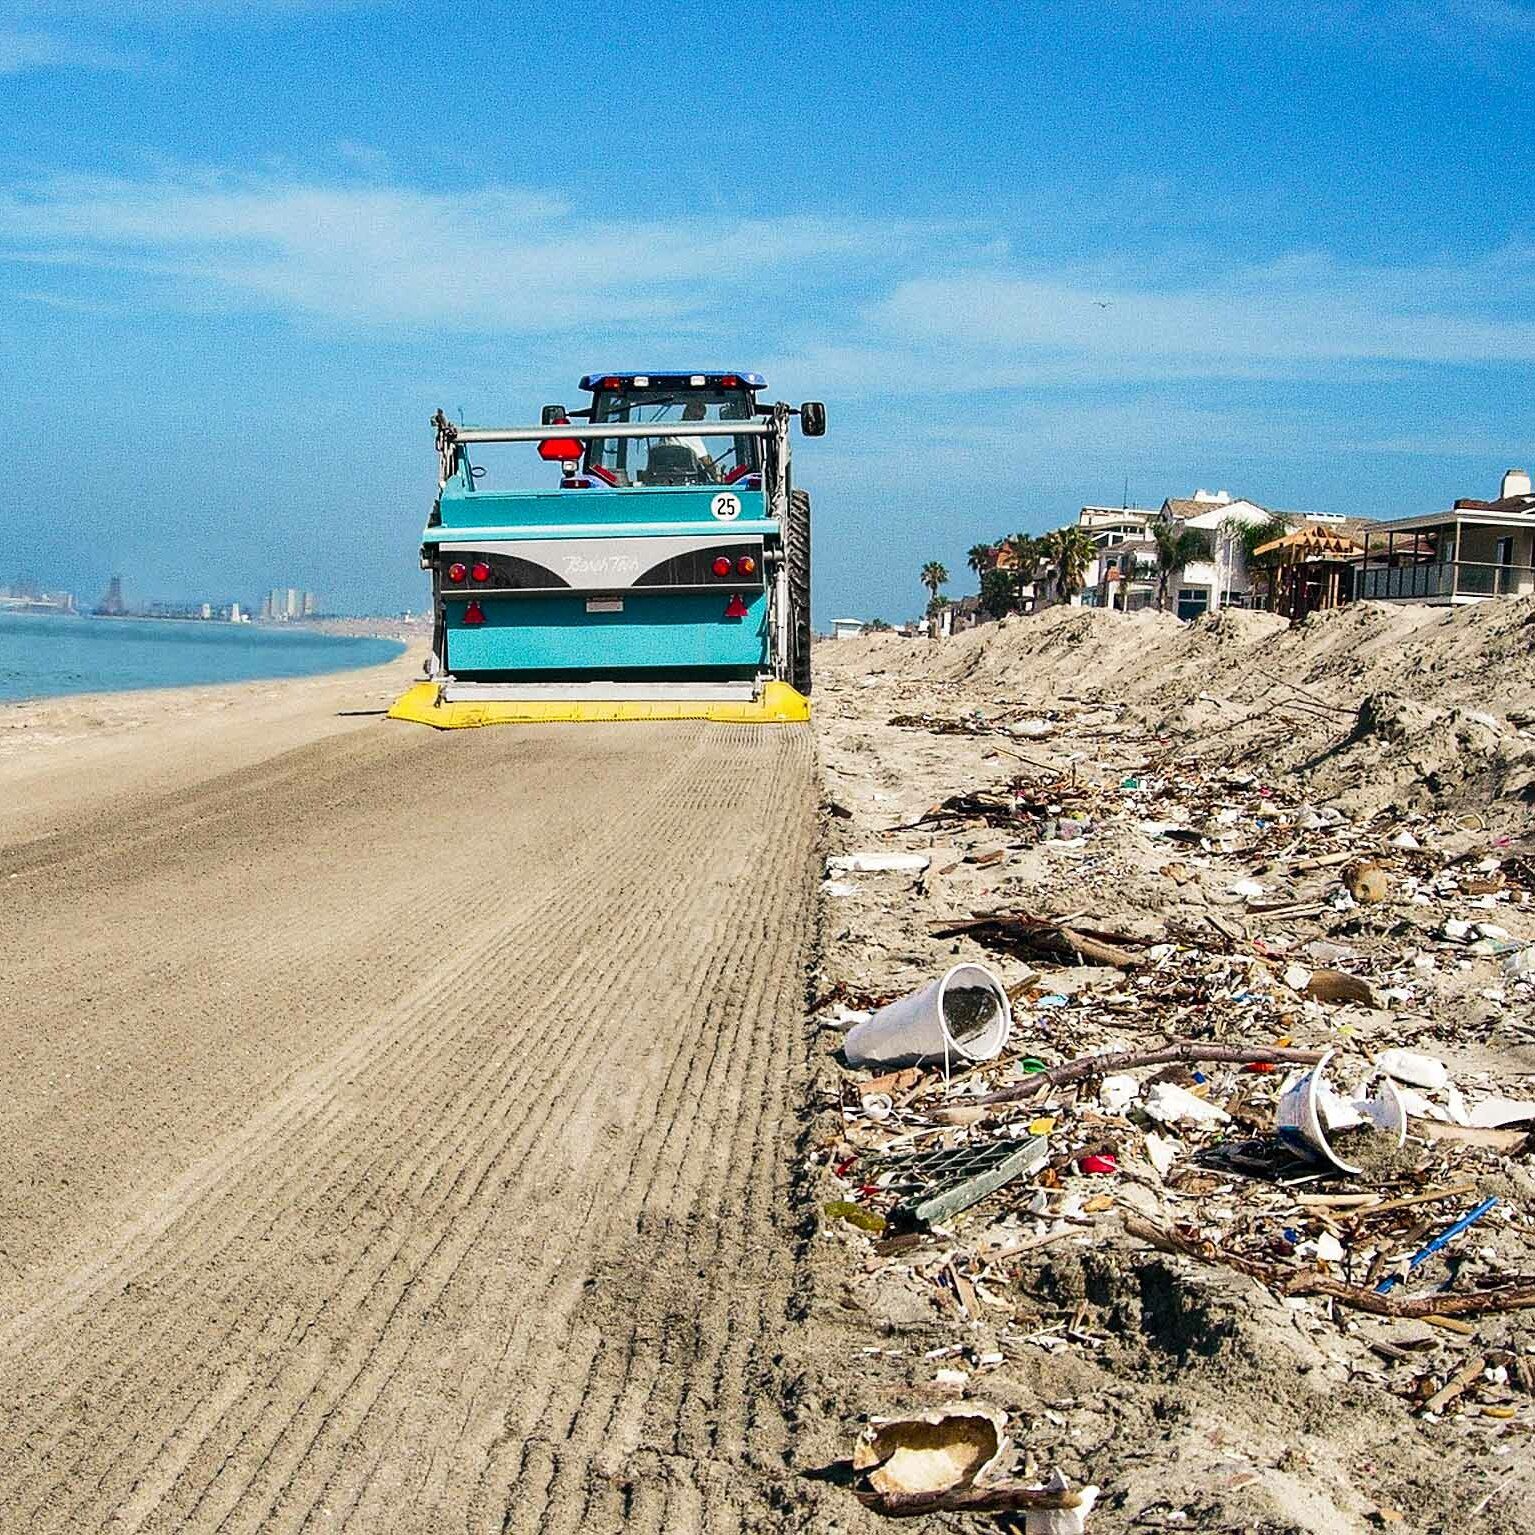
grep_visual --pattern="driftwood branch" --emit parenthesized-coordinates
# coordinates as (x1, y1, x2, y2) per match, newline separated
(856, 1481, 1085, 1518)
(970, 1043, 1325, 1108)
(1124, 1215, 1535, 1318)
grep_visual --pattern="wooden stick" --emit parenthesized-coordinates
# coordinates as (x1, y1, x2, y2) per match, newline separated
(1422, 1355, 1487, 1415)
(1123, 1215, 1535, 1319)
(971, 1043, 1325, 1108)
(857, 1481, 1084, 1518)
(1348, 1183, 1480, 1224)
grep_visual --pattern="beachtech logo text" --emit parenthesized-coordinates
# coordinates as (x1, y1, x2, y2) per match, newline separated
(559, 552, 643, 580)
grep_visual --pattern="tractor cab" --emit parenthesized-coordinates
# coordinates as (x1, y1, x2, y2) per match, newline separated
(541, 373, 768, 490)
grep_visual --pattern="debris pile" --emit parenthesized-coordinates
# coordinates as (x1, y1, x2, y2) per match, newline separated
(805, 612, 1535, 1531)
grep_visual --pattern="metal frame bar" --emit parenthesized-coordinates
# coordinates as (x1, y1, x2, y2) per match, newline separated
(452, 422, 771, 443)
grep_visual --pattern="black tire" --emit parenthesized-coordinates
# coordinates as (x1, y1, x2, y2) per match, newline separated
(787, 487, 812, 696)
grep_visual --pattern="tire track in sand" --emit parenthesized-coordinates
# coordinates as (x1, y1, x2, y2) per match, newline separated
(0, 718, 819, 1535)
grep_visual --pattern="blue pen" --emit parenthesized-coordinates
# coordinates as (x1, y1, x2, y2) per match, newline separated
(1375, 1197, 1498, 1294)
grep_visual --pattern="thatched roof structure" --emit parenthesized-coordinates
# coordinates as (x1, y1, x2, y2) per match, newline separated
(1252, 524, 1365, 561)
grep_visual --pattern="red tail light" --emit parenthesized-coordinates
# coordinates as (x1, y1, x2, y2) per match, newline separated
(724, 592, 748, 619)
(446, 562, 466, 583)
(711, 556, 733, 578)
(470, 561, 491, 582)
(719, 375, 740, 388)
(463, 601, 486, 626)
(736, 555, 757, 577)
(539, 437, 583, 461)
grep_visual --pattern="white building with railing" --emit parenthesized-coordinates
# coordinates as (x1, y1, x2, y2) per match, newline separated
(1357, 470, 1535, 605)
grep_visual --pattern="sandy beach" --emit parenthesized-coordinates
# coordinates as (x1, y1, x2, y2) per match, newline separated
(0, 655, 823, 1533)
(3, 604, 1533, 1532)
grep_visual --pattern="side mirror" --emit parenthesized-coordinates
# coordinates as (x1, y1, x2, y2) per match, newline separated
(799, 401, 826, 437)
(541, 404, 568, 425)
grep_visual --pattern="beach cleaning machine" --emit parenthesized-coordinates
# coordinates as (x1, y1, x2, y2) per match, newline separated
(389, 371, 824, 726)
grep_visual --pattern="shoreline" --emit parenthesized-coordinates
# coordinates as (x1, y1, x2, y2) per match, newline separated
(0, 637, 428, 844)
(0, 612, 419, 711)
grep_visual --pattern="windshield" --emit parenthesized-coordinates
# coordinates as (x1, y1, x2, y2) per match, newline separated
(587, 387, 759, 487)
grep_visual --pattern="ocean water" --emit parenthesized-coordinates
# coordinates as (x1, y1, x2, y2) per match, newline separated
(0, 613, 406, 704)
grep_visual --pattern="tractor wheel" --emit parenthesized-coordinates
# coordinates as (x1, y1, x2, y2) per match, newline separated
(787, 488, 812, 696)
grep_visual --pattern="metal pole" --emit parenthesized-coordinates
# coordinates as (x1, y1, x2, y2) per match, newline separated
(451, 421, 771, 443)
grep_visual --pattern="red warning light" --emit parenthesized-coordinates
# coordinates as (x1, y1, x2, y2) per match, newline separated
(446, 562, 466, 583)
(736, 555, 757, 577)
(470, 561, 491, 582)
(711, 555, 733, 578)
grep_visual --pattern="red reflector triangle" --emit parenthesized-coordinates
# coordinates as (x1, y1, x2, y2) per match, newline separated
(463, 601, 486, 626)
(723, 592, 749, 619)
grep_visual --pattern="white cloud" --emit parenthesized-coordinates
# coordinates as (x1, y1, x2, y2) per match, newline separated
(0, 168, 897, 331)
(856, 246, 1535, 381)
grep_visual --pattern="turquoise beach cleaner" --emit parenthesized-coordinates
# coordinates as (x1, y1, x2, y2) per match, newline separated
(390, 371, 825, 726)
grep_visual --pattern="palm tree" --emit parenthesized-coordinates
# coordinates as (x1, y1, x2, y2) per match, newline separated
(920, 561, 949, 603)
(967, 542, 998, 578)
(1227, 514, 1292, 610)
(1001, 533, 1039, 608)
(1152, 523, 1213, 612)
(1042, 525, 1095, 602)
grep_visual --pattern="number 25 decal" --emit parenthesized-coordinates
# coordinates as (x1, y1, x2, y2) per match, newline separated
(710, 493, 742, 521)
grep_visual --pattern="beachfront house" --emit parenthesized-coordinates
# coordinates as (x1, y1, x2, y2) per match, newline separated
(1077, 504, 1158, 609)
(1356, 470, 1535, 605)
(829, 617, 867, 640)
(1156, 491, 1272, 619)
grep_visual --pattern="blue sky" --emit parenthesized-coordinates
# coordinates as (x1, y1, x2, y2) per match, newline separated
(2, 1, 1532, 623)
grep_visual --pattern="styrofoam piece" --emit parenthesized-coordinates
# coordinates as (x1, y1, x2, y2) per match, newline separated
(1144, 1131, 1179, 1177)
(1276, 1049, 1406, 1174)
(1468, 1097, 1535, 1129)
(826, 852, 931, 874)
(1374, 1049, 1449, 1091)
(843, 963, 1012, 1069)
(1024, 1470, 1100, 1535)
(1098, 1074, 1140, 1113)
(1144, 1080, 1229, 1127)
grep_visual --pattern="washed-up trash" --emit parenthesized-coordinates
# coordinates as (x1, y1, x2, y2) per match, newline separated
(822, 879, 860, 897)
(827, 851, 931, 874)
(843, 963, 1012, 1069)
(1144, 1131, 1179, 1176)
(1374, 1049, 1448, 1090)
(851, 1404, 1010, 1496)
(1344, 860, 1390, 903)
(1467, 1098, 1535, 1129)
(1375, 1197, 1498, 1294)
(1144, 1080, 1230, 1127)
(879, 1135, 1049, 1226)
(1099, 1074, 1140, 1113)
(825, 1199, 886, 1234)
(1025, 1470, 1100, 1535)
(1277, 1050, 1407, 1175)
(1304, 969, 1380, 1008)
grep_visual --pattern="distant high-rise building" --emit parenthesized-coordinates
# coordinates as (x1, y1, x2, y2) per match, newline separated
(302, 590, 318, 617)
(95, 575, 126, 616)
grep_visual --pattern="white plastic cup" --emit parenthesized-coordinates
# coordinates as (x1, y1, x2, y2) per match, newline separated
(843, 963, 1012, 1069)
(1276, 1049, 1406, 1174)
